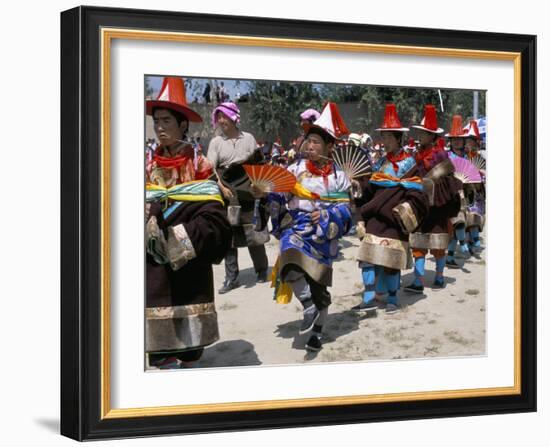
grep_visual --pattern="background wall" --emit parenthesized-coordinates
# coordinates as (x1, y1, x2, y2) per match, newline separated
(0, 1, 545, 446)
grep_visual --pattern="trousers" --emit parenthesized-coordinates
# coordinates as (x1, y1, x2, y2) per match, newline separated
(285, 266, 332, 311)
(224, 245, 268, 282)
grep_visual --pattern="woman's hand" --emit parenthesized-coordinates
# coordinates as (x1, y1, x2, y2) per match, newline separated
(219, 183, 234, 200)
(357, 221, 366, 240)
(311, 210, 321, 225)
(351, 179, 362, 199)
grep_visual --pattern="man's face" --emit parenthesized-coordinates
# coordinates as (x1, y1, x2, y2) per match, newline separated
(153, 109, 187, 146)
(303, 133, 331, 161)
(465, 137, 478, 152)
(450, 137, 465, 153)
(381, 132, 400, 153)
(216, 112, 236, 135)
(417, 129, 435, 147)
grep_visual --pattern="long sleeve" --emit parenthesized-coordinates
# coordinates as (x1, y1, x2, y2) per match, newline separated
(267, 192, 292, 239)
(360, 184, 429, 233)
(160, 200, 232, 270)
(392, 188, 430, 234)
(432, 175, 462, 211)
(316, 203, 353, 240)
(178, 202, 232, 264)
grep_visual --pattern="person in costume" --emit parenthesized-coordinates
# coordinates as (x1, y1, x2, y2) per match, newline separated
(146, 79, 213, 186)
(369, 142, 385, 165)
(287, 144, 297, 164)
(207, 102, 270, 294)
(353, 104, 429, 314)
(254, 102, 353, 352)
(292, 108, 321, 157)
(405, 137, 418, 155)
(145, 77, 232, 369)
(346, 132, 374, 235)
(445, 115, 471, 268)
(463, 119, 486, 255)
(464, 120, 482, 160)
(404, 105, 462, 293)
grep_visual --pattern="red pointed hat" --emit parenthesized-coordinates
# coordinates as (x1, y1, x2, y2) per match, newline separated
(463, 120, 481, 139)
(376, 103, 409, 132)
(303, 102, 350, 140)
(146, 77, 202, 123)
(411, 104, 444, 134)
(445, 115, 467, 138)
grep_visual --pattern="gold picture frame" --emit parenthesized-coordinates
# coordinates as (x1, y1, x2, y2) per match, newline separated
(61, 6, 536, 440)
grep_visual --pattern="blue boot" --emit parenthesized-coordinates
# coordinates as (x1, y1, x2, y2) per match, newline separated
(404, 256, 425, 293)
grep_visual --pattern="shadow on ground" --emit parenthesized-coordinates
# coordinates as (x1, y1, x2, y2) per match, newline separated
(274, 308, 363, 360)
(236, 267, 273, 289)
(198, 339, 261, 367)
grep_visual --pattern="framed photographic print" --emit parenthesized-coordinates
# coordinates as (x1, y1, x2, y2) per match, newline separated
(60, 5, 536, 441)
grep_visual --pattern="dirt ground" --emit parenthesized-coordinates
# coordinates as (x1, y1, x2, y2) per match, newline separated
(192, 231, 486, 368)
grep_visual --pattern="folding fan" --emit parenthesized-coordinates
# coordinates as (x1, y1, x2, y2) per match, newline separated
(451, 156, 483, 184)
(469, 154, 486, 172)
(243, 164, 297, 193)
(332, 145, 372, 180)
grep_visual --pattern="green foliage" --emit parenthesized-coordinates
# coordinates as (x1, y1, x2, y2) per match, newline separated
(320, 84, 485, 132)
(247, 81, 322, 143)
(145, 77, 154, 98)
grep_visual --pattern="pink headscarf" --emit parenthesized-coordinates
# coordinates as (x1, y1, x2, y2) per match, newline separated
(211, 102, 241, 127)
(300, 108, 320, 122)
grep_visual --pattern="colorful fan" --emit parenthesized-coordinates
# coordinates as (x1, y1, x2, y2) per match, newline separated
(332, 145, 372, 180)
(451, 156, 483, 184)
(469, 154, 486, 172)
(243, 164, 297, 193)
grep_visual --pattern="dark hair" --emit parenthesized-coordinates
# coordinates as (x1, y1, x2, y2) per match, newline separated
(306, 127, 335, 145)
(450, 137, 465, 151)
(382, 131, 405, 144)
(450, 136, 465, 145)
(426, 132, 438, 143)
(152, 107, 189, 128)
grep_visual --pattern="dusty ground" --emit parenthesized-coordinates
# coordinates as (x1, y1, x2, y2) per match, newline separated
(193, 232, 486, 368)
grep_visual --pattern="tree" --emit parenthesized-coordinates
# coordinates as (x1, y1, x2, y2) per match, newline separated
(247, 81, 322, 144)
(145, 77, 154, 98)
(320, 83, 485, 133)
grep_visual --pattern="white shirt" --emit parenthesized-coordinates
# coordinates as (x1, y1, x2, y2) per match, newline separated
(286, 161, 351, 212)
(206, 131, 257, 169)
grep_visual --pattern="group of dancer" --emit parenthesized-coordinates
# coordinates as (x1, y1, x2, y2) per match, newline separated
(144, 77, 485, 368)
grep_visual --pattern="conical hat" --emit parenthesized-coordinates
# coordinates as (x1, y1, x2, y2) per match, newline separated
(445, 115, 467, 138)
(303, 102, 350, 140)
(411, 104, 444, 134)
(376, 104, 409, 132)
(146, 77, 202, 123)
(463, 120, 481, 139)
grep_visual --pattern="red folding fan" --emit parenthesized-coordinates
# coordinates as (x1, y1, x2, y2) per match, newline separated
(243, 164, 297, 193)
